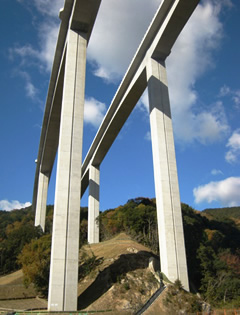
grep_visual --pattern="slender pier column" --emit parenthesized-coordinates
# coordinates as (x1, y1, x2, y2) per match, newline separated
(48, 30, 87, 311)
(147, 57, 189, 291)
(88, 165, 100, 244)
(34, 171, 49, 232)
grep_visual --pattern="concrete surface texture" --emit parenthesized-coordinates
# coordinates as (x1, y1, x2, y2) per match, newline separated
(32, 0, 201, 310)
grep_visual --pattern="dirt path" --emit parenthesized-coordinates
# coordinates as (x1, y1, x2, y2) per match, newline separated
(0, 270, 23, 285)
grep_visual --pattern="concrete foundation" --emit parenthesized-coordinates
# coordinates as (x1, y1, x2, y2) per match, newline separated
(48, 30, 87, 311)
(147, 57, 189, 291)
(88, 165, 100, 244)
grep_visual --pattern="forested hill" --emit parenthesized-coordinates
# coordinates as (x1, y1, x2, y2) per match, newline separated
(203, 206, 240, 221)
(0, 198, 240, 308)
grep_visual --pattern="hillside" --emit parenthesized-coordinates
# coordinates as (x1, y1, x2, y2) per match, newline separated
(0, 232, 205, 314)
(77, 233, 161, 313)
(0, 233, 163, 313)
(0, 199, 240, 310)
(203, 206, 240, 228)
(0, 270, 48, 311)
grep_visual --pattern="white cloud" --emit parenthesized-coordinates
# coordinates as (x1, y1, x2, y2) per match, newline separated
(38, 23, 60, 71)
(14, 0, 233, 145)
(32, 0, 64, 17)
(193, 177, 240, 207)
(84, 97, 106, 128)
(88, 0, 231, 144)
(166, 0, 231, 144)
(225, 129, 240, 163)
(87, 0, 161, 81)
(211, 169, 223, 176)
(0, 200, 31, 211)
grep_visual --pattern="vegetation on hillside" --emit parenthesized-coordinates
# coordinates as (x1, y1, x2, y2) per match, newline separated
(203, 206, 240, 220)
(0, 199, 240, 308)
(0, 206, 42, 274)
(163, 279, 204, 313)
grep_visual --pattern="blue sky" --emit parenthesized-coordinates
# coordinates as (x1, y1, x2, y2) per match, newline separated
(0, 0, 240, 212)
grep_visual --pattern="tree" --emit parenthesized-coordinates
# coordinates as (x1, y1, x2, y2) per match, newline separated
(197, 245, 240, 306)
(18, 234, 51, 297)
(0, 223, 42, 274)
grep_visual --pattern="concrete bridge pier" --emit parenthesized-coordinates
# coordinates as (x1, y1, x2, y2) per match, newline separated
(34, 171, 49, 232)
(147, 57, 189, 291)
(48, 29, 87, 311)
(88, 164, 100, 244)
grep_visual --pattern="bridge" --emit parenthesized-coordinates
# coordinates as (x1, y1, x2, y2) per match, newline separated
(33, 0, 200, 311)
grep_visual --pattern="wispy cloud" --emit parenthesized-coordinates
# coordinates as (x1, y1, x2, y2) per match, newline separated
(10, 24, 59, 73)
(225, 129, 240, 163)
(193, 177, 240, 207)
(11, 0, 63, 73)
(12, 70, 43, 105)
(31, 0, 64, 17)
(16, 0, 64, 17)
(20, 71, 38, 99)
(0, 200, 31, 211)
(144, 131, 151, 141)
(9, 1, 63, 104)
(219, 85, 240, 109)
(211, 169, 223, 176)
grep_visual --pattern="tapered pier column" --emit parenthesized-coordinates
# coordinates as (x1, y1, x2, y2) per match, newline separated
(48, 30, 87, 311)
(88, 165, 100, 244)
(147, 57, 189, 291)
(34, 171, 49, 232)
